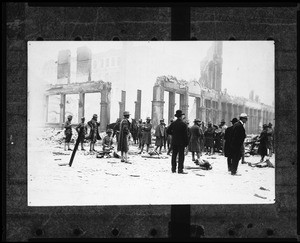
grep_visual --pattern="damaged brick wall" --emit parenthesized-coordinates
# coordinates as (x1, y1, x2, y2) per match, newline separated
(5, 3, 297, 241)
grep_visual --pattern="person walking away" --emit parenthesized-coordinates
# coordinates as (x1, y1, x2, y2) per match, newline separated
(75, 116, 87, 151)
(154, 119, 166, 154)
(139, 117, 152, 154)
(224, 118, 238, 172)
(188, 119, 204, 165)
(204, 122, 214, 155)
(166, 110, 189, 174)
(230, 113, 248, 176)
(64, 115, 73, 151)
(87, 114, 101, 152)
(257, 124, 269, 162)
(117, 111, 131, 162)
(213, 124, 222, 153)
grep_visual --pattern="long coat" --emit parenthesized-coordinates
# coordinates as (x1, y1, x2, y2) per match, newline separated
(188, 124, 203, 152)
(155, 124, 165, 146)
(117, 118, 131, 153)
(166, 118, 189, 147)
(142, 122, 152, 145)
(230, 121, 246, 157)
(204, 126, 215, 147)
(258, 130, 268, 156)
(224, 126, 234, 157)
(87, 119, 101, 143)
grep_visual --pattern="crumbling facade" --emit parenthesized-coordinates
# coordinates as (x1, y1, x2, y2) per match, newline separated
(152, 42, 274, 134)
(44, 47, 111, 131)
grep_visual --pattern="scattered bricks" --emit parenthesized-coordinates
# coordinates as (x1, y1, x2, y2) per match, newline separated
(276, 51, 297, 71)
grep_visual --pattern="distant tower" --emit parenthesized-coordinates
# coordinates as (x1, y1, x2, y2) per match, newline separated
(213, 42, 223, 92)
(199, 41, 223, 92)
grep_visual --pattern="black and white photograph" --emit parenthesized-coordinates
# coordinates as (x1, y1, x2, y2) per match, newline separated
(28, 41, 275, 206)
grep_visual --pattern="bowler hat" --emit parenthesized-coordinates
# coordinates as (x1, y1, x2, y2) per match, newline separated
(106, 128, 113, 133)
(160, 119, 164, 122)
(239, 113, 248, 119)
(93, 114, 98, 118)
(194, 118, 201, 123)
(230, 118, 238, 123)
(67, 115, 73, 119)
(146, 117, 151, 120)
(174, 110, 184, 117)
(123, 111, 130, 116)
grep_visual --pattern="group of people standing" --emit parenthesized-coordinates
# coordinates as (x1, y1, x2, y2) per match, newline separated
(63, 109, 274, 175)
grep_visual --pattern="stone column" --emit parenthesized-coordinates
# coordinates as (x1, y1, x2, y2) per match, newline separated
(100, 88, 111, 132)
(168, 92, 176, 122)
(59, 94, 66, 129)
(196, 97, 201, 119)
(152, 85, 164, 128)
(134, 89, 142, 120)
(179, 92, 189, 120)
(119, 90, 126, 119)
(78, 92, 85, 123)
(245, 107, 249, 133)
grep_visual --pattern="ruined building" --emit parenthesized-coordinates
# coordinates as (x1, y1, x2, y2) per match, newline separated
(151, 42, 274, 134)
(44, 42, 274, 135)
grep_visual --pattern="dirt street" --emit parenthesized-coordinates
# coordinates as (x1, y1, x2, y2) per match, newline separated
(28, 134, 275, 206)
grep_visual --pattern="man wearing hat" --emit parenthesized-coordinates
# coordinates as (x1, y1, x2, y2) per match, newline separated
(230, 113, 248, 176)
(139, 117, 152, 154)
(64, 115, 73, 151)
(224, 117, 239, 172)
(154, 119, 166, 154)
(87, 114, 101, 152)
(188, 118, 204, 165)
(257, 124, 269, 163)
(166, 110, 189, 174)
(117, 111, 131, 162)
(76, 116, 87, 151)
(204, 121, 214, 155)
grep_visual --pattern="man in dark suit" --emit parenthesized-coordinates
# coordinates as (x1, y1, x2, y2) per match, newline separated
(223, 117, 238, 172)
(230, 113, 248, 176)
(166, 110, 189, 174)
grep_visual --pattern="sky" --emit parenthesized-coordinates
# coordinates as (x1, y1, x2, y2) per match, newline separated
(28, 41, 274, 127)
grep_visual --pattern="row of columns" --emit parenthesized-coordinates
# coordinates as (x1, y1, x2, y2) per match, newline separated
(46, 89, 110, 131)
